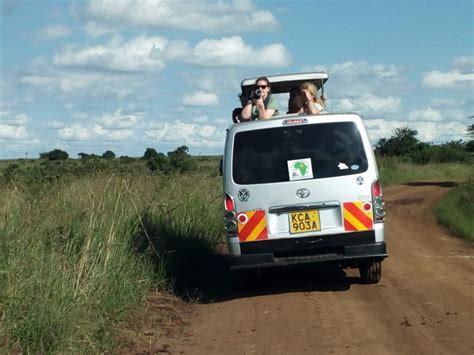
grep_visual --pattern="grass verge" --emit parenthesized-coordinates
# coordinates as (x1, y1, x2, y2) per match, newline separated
(0, 172, 223, 353)
(377, 156, 474, 186)
(434, 180, 474, 241)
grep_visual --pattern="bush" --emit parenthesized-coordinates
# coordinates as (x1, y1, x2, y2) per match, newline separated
(168, 146, 197, 173)
(146, 153, 171, 173)
(142, 148, 159, 160)
(40, 149, 69, 161)
(145, 146, 197, 174)
(3, 164, 20, 182)
(102, 150, 116, 159)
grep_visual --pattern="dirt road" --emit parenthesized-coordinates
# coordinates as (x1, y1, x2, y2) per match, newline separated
(130, 182, 474, 354)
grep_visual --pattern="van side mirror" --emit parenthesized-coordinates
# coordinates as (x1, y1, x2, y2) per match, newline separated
(219, 158, 223, 176)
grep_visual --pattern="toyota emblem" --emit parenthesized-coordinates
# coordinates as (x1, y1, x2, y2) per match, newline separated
(296, 188, 310, 199)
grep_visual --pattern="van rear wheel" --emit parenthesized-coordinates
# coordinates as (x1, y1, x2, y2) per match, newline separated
(359, 261, 381, 284)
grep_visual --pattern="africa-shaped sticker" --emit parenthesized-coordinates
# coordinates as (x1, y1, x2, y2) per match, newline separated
(287, 158, 313, 181)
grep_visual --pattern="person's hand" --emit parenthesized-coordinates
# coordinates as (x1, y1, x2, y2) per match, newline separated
(301, 89, 312, 102)
(254, 96, 264, 109)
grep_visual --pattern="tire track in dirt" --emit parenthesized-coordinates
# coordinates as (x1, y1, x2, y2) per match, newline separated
(129, 182, 474, 354)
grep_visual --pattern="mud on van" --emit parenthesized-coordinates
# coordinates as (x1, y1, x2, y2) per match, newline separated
(223, 72, 388, 284)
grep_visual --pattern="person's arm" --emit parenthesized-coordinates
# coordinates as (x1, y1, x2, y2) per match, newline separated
(305, 100, 322, 114)
(255, 97, 275, 120)
(239, 100, 253, 121)
(301, 89, 321, 115)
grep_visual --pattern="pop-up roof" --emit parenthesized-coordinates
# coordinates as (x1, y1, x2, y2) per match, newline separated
(240, 72, 328, 95)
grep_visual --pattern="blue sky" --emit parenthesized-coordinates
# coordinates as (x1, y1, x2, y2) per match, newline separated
(0, 0, 472, 159)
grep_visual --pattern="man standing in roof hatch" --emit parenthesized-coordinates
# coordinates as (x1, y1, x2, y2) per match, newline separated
(239, 76, 279, 121)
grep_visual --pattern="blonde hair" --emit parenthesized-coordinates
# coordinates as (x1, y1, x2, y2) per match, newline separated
(299, 82, 317, 100)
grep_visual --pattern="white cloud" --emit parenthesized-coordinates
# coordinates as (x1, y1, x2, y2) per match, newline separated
(57, 123, 135, 141)
(407, 108, 442, 122)
(55, 109, 141, 142)
(99, 109, 143, 128)
(307, 61, 402, 81)
(421, 70, 474, 89)
(0, 111, 31, 140)
(52, 35, 290, 71)
(0, 124, 28, 140)
(303, 61, 406, 100)
(332, 93, 401, 113)
(58, 124, 92, 141)
(453, 56, 474, 71)
(183, 91, 219, 106)
(145, 120, 224, 147)
(36, 24, 70, 41)
(53, 36, 167, 72)
(0, 111, 29, 125)
(22, 70, 135, 99)
(82, 0, 278, 34)
(189, 36, 290, 67)
(364, 119, 468, 144)
(43, 120, 65, 129)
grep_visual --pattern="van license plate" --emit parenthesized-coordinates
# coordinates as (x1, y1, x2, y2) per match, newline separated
(289, 210, 321, 234)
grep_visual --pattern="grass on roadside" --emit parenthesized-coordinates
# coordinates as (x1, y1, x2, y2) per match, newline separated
(434, 180, 474, 241)
(0, 172, 223, 353)
(377, 156, 474, 186)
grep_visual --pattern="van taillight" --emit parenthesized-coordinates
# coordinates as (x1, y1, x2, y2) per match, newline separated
(225, 193, 234, 211)
(224, 194, 237, 237)
(372, 180, 381, 197)
(372, 180, 385, 223)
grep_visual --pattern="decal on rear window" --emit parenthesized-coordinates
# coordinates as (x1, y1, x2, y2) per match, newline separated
(287, 158, 313, 181)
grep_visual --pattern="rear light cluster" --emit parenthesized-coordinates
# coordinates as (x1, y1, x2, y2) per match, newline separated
(224, 193, 238, 237)
(372, 180, 386, 223)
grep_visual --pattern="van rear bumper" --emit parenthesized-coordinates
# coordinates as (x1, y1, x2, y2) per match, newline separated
(230, 241, 387, 270)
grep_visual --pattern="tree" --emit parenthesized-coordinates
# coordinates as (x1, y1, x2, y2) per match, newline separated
(143, 148, 159, 160)
(78, 152, 100, 159)
(466, 123, 474, 152)
(467, 123, 474, 138)
(376, 127, 419, 157)
(102, 150, 116, 159)
(146, 153, 171, 173)
(167, 145, 196, 173)
(39, 149, 69, 160)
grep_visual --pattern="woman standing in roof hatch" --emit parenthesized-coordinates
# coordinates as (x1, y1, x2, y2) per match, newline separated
(300, 82, 325, 115)
(239, 76, 279, 121)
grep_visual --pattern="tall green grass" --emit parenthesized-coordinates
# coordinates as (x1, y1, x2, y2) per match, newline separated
(377, 156, 474, 186)
(434, 180, 474, 241)
(0, 173, 223, 353)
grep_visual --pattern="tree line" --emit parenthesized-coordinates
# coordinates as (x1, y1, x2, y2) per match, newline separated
(375, 124, 473, 164)
(36, 145, 197, 174)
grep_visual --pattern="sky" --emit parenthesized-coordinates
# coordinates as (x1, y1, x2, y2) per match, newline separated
(0, 0, 472, 159)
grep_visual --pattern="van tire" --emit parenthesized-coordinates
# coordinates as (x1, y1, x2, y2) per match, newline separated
(359, 261, 381, 284)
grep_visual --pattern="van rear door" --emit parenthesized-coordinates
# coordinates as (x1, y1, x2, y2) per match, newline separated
(227, 117, 376, 243)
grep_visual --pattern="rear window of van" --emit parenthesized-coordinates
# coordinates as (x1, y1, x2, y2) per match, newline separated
(233, 122, 368, 185)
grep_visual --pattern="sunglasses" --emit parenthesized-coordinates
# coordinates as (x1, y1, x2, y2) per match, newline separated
(257, 85, 268, 89)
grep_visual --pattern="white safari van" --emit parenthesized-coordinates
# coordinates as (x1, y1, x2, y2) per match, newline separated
(223, 72, 387, 284)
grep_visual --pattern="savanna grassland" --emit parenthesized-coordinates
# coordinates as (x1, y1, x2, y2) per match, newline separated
(0, 156, 223, 353)
(0, 154, 472, 352)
